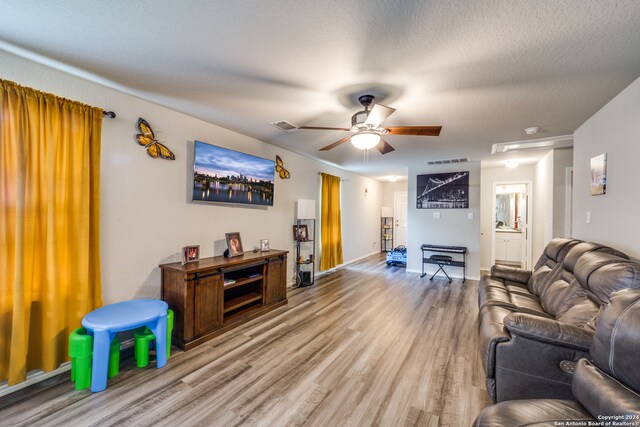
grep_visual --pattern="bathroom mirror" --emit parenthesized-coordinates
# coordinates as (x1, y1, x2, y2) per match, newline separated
(495, 184, 527, 230)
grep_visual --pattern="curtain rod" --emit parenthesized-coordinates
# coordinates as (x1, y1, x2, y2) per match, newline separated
(318, 172, 349, 181)
(102, 110, 116, 118)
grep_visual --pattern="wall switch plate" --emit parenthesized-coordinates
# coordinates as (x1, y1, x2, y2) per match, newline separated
(433, 212, 441, 219)
(586, 211, 591, 223)
(468, 212, 474, 219)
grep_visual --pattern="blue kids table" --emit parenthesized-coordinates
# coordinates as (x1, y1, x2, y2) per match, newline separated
(82, 299, 168, 392)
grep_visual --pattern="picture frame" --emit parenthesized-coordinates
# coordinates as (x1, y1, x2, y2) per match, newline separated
(590, 153, 607, 196)
(182, 245, 200, 265)
(417, 171, 470, 209)
(225, 232, 244, 257)
(293, 224, 309, 241)
(260, 239, 270, 252)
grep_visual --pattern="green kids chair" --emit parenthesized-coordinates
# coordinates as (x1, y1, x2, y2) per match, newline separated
(69, 327, 120, 390)
(134, 309, 174, 368)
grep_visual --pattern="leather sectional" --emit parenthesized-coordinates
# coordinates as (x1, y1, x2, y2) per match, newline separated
(474, 288, 640, 426)
(478, 238, 640, 402)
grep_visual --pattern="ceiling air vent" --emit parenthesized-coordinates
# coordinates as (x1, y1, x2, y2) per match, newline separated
(425, 157, 470, 166)
(270, 120, 297, 131)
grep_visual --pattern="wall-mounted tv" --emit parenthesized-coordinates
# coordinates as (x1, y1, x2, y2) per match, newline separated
(192, 141, 275, 206)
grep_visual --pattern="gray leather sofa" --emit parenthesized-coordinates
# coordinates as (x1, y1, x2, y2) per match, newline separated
(474, 288, 640, 426)
(478, 239, 640, 402)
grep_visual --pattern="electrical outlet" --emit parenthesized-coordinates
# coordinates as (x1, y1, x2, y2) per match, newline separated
(468, 212, 474, 220)
(433, 212, 441, 219)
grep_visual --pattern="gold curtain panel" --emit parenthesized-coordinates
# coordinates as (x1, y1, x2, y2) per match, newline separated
(0, 79, 103, 385)
(320, 173, 343, 271)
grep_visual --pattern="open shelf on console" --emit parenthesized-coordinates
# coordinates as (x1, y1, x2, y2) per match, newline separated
(223, 275, 263, 290)
(223, 292, 262, 313)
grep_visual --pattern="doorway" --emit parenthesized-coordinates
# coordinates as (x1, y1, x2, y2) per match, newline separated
(565, 167, 573, 237)
(491, 182, 532, 269)
(394, 191, 408, 247)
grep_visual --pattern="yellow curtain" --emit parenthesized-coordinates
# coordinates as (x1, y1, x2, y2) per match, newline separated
(0, 79, 103, 385)
(320, 173, 343, 270)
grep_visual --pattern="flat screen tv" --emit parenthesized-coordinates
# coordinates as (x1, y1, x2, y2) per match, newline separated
(192, 141, 275, 206)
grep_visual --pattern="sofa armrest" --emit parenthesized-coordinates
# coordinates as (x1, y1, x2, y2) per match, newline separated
(490, 264, 532, 284)
(503, 313, 594, 351)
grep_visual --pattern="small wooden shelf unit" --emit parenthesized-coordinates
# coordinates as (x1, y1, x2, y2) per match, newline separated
(160, 250, 288, 350)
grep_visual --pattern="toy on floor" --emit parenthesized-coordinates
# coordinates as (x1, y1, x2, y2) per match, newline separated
(386, 245, 407, 267)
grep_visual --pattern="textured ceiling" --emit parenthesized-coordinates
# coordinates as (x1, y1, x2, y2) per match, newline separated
(1, 1, 640, 179)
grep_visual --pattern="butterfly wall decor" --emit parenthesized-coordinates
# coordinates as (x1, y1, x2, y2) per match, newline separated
(136, 117, 175, 160)
(275, 155, 290, 179)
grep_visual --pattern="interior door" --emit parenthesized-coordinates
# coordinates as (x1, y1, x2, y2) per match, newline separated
(394, 191, 408, 247)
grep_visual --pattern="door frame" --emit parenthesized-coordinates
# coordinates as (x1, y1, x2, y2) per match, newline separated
(393, 190, 408, 247)
(491, 180, 533, 269)
(565, 167, 573, 237)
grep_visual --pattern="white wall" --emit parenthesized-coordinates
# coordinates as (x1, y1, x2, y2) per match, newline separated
(0, 50, 382, 303)
(552, 148, 573, 239)
(407, 162, 481, 280)
(573, 76, 640, 258)
(382, 181, 408, 209)
(532, 151, 554, 258)
(479, 165, 535, 270)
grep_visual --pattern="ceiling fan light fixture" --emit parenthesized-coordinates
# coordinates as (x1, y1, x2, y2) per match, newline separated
(350, 131, 380, 150)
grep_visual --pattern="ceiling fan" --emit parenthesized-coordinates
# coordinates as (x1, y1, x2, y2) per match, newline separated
(298, 95, 442, 154)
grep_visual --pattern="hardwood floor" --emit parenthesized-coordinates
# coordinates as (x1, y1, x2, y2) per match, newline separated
(0, 254, 492, 426)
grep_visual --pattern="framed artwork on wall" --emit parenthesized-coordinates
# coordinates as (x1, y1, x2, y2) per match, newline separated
(590, 153, 607, 196)
(417, 171, 469, 209)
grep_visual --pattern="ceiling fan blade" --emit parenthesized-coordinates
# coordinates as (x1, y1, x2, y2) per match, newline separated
(298, 126, 351, 131)
(319, 135, 352, 151)
(386, 126, 442, 136)
(364, 104, 396, 127)
(377, 139, 395, 155)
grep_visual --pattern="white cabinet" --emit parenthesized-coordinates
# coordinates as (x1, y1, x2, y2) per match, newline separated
(495, 231, 524, 264)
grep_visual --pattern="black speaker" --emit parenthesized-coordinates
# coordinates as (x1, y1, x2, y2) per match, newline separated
(301, 271, 311, 285)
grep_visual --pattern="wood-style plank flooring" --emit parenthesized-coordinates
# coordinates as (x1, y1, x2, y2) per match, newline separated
(0, 254, 492, 426)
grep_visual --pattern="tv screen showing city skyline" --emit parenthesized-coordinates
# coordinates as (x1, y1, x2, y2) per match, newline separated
(192, 140, 275, 206)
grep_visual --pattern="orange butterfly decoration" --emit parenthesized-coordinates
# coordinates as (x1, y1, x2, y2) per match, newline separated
(136, 117, 175, 160)
(275, 155, 290, 179)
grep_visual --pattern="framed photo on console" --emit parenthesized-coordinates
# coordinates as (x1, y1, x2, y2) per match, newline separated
(260, 239, 270, 252)
(225, 232, 244, 257)
(182, 245, 200, 265)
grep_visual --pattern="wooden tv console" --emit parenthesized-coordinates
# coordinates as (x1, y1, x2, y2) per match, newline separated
(159, 250, 288, 350)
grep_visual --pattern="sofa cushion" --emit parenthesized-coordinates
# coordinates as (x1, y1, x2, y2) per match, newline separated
(590, 288, 640, 392)
(574, 252, 640, 305)
(473, 399, 592, 427)
(572, 359, 640, 420)
(552, 253, 640, 330)
(533, 237, 581, 270)
(538, 242, 626, 317)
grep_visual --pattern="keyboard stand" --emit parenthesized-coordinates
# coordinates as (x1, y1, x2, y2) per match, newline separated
(429, 255, 453, 282)
(420, 244, 468, 283)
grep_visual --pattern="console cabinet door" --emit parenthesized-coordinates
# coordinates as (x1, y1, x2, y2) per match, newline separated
(265, 256, 286, 304)
(194, 273, 223, 335)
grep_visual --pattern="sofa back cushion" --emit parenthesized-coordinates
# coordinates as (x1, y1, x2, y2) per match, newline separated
(590, 289, 640, 392)
(574, 252, 640, 305)
(537, 242, 624, 318)
(528, 238, 581, 295)
(533, 238, 581, 271)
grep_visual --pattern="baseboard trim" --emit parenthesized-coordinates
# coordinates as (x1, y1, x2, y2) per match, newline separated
(0, 338, 135, 398)
(316, 251, 380, 278)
